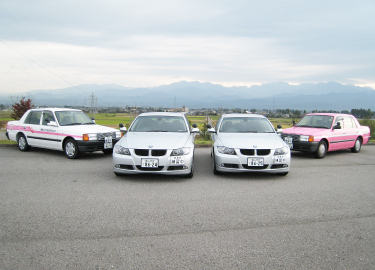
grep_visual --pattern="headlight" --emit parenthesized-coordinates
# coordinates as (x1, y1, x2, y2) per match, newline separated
(82, 133, 97, 141)
(114, 144, 130, 155)
(274, 146, 289, 155)
(217, 146, 236, 155)
(300, 135, 314, 142)
(171, 147, 191, 156)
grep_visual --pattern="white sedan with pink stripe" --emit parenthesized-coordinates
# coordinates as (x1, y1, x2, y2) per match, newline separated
(6, 108, 121, 159)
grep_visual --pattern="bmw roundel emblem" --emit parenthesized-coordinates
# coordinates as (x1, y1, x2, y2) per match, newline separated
(253, 145, 257, 148)
(149, 145, 153, 148)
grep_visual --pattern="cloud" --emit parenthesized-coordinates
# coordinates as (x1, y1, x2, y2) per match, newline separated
(0, 0, 375, 93)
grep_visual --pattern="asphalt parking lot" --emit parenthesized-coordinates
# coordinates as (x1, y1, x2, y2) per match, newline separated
(1, 144, 375, 269)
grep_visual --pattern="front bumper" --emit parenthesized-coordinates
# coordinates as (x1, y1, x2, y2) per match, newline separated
(290, 141, 319, 152)
(113, 149, 194, 175)
(77, 139, 120, 152)
(214, 148, 290, 174)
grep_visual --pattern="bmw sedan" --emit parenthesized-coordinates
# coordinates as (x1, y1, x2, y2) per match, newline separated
(208, 114, 290, 176)
(113, 112, 199, 178)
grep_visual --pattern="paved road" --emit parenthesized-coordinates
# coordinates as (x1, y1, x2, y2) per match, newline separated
(1, 146, 375, 269)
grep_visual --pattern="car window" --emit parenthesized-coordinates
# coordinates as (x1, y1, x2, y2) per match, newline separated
(55, 111, 94, 126)
(219, 117, 274, 133)
(130, 116, 188, 132)
(24, 111, 42, 125)
(295, 115, 333, 129)
(42, 111, 56, 126)
(343, 116, 356, 129)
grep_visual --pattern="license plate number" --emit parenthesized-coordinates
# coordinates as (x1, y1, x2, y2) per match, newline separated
(274, 155, 286, 163)
(284, 137, 293, 149)
(171, 156, 185, 165)
(248, 158, 264, 166)
(142, 159, 159, 168)
(104, 136, 112, 149)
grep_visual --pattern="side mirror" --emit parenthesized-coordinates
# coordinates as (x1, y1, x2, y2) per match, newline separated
(206, 124, 212, 129)
(207, 128, 216, 133)
(292, 120, 296, 126)
(333, 123, 341, 130)
(191, 128, 200, 133)
(276, 125, 283, 133)
(47, 121, 58, 127)
(120, 126, 127, 133)
(119, 123, 124, 128)
(192, 124, 198, 128)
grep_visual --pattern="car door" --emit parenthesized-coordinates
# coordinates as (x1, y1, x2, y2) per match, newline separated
(38, 110, 59, 149)
(342, 116, 358, 149)
(22, 110, 43, 147)
(329, 116, 346, 150)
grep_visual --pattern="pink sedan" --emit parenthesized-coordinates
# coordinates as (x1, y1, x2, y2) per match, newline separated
(281, 113, 371, 158)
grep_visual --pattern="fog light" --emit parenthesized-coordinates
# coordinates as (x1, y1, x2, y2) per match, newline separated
(219, 164, 224, 167)
(115, 164, 120, 168)
(183, 166, 188, 169)
(283, 164, 289, 168)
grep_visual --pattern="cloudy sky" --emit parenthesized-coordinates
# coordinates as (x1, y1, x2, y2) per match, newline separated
(1, 0, 374, 94)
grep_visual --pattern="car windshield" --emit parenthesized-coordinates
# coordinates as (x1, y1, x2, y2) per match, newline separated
(55, 111, 95, 126)
(219, 117, 275, 133)
(129, 116, 188, 132)
(295, 115, 333, 129)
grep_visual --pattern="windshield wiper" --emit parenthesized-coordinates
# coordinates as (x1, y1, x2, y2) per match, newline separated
(65, 123, 83, 126)
(313, 126, 330, 129)
(148, 130, 169, 132)
(295, 125, 311, 128)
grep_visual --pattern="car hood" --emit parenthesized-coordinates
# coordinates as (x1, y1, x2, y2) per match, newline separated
(120, 132, 191, 149)
(282, 126, 331, 136)
(217, 133, 285, 149)
(60, 124, 118, 134)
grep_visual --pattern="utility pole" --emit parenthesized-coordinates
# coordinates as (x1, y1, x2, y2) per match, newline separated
(89, 92, 97, 119)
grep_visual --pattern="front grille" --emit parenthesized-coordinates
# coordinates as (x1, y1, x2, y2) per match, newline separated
(281, 133, 300, 142)
(270, 164, 287, 169)
(134, 149, 167, 156)
(240, 149, 255, 155)
(242, 164, 269, 170)
(136, 166, 164, 171)
(240, 149, 270, 156)
(97, 132, 117, 141)
(257, 149, 270, 156)
(135, 149, 149, 156)
(151, 150, 167, 156)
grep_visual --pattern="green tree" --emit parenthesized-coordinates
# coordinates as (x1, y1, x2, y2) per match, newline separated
(10, 96, 34, 120)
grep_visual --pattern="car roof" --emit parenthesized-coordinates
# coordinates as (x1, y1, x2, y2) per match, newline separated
(29, 108, 82, 112)
(305, 113, 351, 117)
(222, 113, 266, 118)
(137, 112, 186, 117)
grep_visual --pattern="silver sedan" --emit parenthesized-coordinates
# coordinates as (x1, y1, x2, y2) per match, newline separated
(113, 112, 199, 178)
(208, 114, 290, 176)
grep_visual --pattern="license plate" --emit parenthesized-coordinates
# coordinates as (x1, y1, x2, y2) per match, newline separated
(142, 159, 159, 168)
(104, 136, 112, 149)
(248, 158, 264, 166)
(284, 137, 293, 149)
(274, 155, 286, 163)
(171, 156, 185, 165)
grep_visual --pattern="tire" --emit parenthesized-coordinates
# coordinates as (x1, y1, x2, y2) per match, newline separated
(184, 163, 194, 178)
(351, 138, 362, 153)
(313, 140, 327, 159)
(64, 139, 80, 159)
(18, 134, 30, 151)
(213, 158, 221, 175)
(102, 149, 113, 155)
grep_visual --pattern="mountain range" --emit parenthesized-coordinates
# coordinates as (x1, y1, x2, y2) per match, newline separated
(1, 81, 374, 111)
